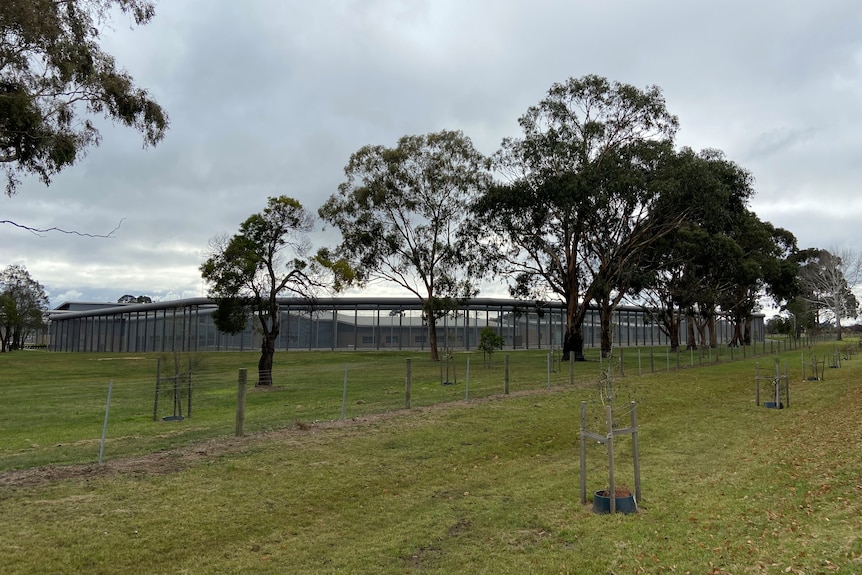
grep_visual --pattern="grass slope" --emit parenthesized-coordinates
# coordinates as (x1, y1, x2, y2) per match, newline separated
(1, 342, 860, 573)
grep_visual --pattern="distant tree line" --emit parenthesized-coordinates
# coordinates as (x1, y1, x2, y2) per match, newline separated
(118, 294, 153, 304)
(199, 74, 861, 385)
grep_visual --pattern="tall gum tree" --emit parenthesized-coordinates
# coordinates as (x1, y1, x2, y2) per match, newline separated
(636, 148, 754, 351)
(0, 0, 168, 196)
(471, 75, 678, 360)
(717, 212, 798, 346)
(795, 247, 861, 340)
(319, 130, 491, 361)
(200, 196, 347, 386)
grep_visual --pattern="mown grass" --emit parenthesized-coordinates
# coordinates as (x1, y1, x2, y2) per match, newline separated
(1, 340, 860, 573)
(0, 344, 733, 470)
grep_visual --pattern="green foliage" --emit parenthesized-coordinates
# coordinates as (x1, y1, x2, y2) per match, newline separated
(320, 129, 490, 360)
(311, 247, 356, 293)
(637, 149, 762, 350)
(0, 264, 48, 351)
(200, 196, 345, 384)
(200, 196, 316, 330)
(471, 75, 679, 360)
(478, 326, 503, 365)
(0, 0, 168, 195)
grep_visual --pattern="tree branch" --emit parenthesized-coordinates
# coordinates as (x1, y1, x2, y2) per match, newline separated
(1, 218, 125, 238)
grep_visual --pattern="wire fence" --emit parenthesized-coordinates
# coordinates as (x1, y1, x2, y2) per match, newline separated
(0, 335, 843, 471)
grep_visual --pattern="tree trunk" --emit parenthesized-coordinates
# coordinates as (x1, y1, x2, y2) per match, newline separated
(562, 290, 586, 361)
(696, 320, 707, 349)
(258, 336, 275, 386)
(599, 304, 613, 359)
(833, 306, 844, 340)
(428, 319, 440, 361)
(707, 314, 717, 348)
(729, 319, 743, 347)
(562, 325, 585, 361)
(656, 308, 681, 352)
(685, 308, 697, 350)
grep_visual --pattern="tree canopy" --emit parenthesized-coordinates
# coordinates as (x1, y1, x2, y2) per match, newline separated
(319, 129, 491, 361)
(471, 75, 679, 360)
(636, 148, 760, 350)
(118, 294, 152, 304)
(794, 247, 860, 339)
(200, 196, 345, 385)
(0, 0, 168, 195)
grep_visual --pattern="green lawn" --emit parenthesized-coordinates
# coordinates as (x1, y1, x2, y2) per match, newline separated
(1, 341, 860, 573)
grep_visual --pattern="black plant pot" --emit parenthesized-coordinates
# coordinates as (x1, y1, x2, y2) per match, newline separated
(592, 490, 637, 514)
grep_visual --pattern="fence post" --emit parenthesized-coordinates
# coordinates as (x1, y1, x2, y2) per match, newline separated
(606, 404, 616, 514)
(405, 359, 412, 408)
(236, 368, 247, 437)
(579, 401, 587, 505)
(755, 362, 761, 406)
(98, 380, 113, 465)
(187, 356, 193, 418)
(341, 365, 348, 420)
(619, 348, 624, 377)
(504, 354, 510, 395)
(153, 357, 161, 421)
(631, 401, 641, 504)
(547, 352, 551, 388)
(465, 357, 470, 400)
(569, 351, 574, 385)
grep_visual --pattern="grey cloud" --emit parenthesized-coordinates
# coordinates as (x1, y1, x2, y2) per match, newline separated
(4, 0, 861, 307)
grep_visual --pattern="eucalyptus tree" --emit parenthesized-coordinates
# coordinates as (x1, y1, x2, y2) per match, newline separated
(201, 196, 349, 386)
(0, 264, 49, 351)
(716, 212, 798, 346)
(471, 75, 678, 360)
(795, 247, 860, 340)
(319, 130, 491, 361)
(0, 0, 168, 196)
(580, 140, 693, 357)
(636, 148, 755, 351)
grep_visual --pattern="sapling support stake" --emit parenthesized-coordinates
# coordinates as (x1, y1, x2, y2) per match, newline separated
(465, 358, 470, 400)
(98, 380, 113, 465)
(341, 365, 348, 420)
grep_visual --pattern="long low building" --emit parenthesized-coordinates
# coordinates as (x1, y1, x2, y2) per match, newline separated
(46, 297, 764, 353)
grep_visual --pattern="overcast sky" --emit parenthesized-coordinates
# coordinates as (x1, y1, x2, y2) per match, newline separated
(3, 0, 861, 310)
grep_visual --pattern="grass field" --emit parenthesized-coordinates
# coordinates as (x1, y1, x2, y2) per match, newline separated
(1, 340, 860, 573)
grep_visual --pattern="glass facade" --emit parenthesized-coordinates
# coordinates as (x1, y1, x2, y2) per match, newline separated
(47, 297, 763, 353)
